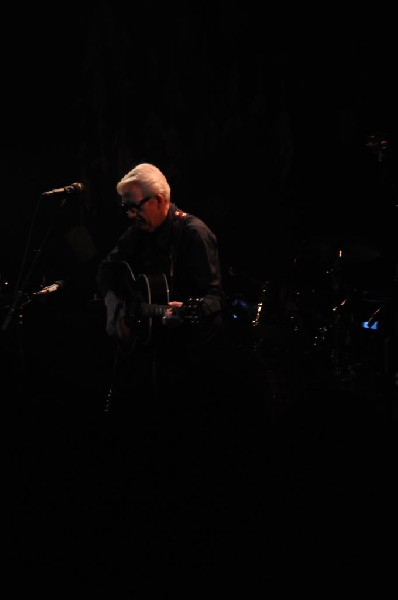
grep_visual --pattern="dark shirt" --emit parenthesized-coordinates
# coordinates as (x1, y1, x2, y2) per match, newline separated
(96, 204, 225, 317)
(96, 204, 227, 395)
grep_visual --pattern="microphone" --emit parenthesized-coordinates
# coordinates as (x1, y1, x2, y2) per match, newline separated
(41, 182, 85, 198)
(32, 280, 65, 296)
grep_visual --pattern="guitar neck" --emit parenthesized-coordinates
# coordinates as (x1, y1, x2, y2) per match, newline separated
(139, 303, 169, 318)
(127, 298, 201, 324)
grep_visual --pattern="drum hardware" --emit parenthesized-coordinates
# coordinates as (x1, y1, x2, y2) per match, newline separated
(228, 293, 263, 328)
(325, 287, 392, 391)
(366, 304, 384, 330)
(223, 265, 271, 351)
(312, 324, 329, 350)
(366, 131, 390, 163)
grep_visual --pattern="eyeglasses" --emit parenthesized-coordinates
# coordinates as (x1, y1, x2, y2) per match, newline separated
(120, 195, 152, 212)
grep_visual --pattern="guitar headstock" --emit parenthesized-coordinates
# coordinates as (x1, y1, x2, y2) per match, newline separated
(180, 297, 203, 323)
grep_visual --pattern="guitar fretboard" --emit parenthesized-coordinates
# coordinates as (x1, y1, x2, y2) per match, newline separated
(138, 303, 169, 318)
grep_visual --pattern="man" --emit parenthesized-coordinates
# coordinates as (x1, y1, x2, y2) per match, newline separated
(95, 163, 266, 584)
(96, 162, 228, 409)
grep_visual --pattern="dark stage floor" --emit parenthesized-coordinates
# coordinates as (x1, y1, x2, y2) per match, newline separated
(2, 296, 397, 593)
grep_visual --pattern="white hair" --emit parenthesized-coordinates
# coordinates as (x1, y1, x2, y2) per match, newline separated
(116, 163, 171, 202)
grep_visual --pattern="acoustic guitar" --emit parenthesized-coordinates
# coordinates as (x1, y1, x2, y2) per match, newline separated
(112, 261, 202, 352)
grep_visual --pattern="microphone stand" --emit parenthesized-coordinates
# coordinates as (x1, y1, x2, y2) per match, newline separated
(1, 219, 56, 333)
(1, 196, 70, 397)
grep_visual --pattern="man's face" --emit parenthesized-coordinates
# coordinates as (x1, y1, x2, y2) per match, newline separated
(119, 185, 164, 232)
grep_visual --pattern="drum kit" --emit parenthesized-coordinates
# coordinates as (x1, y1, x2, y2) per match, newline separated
(224, 131, 397, 396)
(225, 134, 397, 396)
(284, 235, 394, 390)
(225, 231, 396, 396)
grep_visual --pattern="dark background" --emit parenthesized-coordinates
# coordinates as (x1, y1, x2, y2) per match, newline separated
(2, 6, 397, 284)
(2, 5, 396, 396)
(2, 5, 397, 590)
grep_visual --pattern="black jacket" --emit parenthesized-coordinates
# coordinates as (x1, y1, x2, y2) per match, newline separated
(96, 203, 226, 353)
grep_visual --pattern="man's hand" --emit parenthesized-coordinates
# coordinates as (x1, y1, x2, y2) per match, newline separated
(167, 301, 183, 310)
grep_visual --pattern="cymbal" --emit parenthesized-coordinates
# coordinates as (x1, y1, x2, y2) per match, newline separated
(339, 240, 382, 263)
(298, 236, 382, 264)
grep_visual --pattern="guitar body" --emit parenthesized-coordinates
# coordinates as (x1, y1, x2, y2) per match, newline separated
(110, 260, 203, 354)
(116, 261, 170, 352)
(104, 261, 202, 412)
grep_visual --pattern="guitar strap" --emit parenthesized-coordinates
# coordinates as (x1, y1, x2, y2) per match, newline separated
(169, 208, 188, 296)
